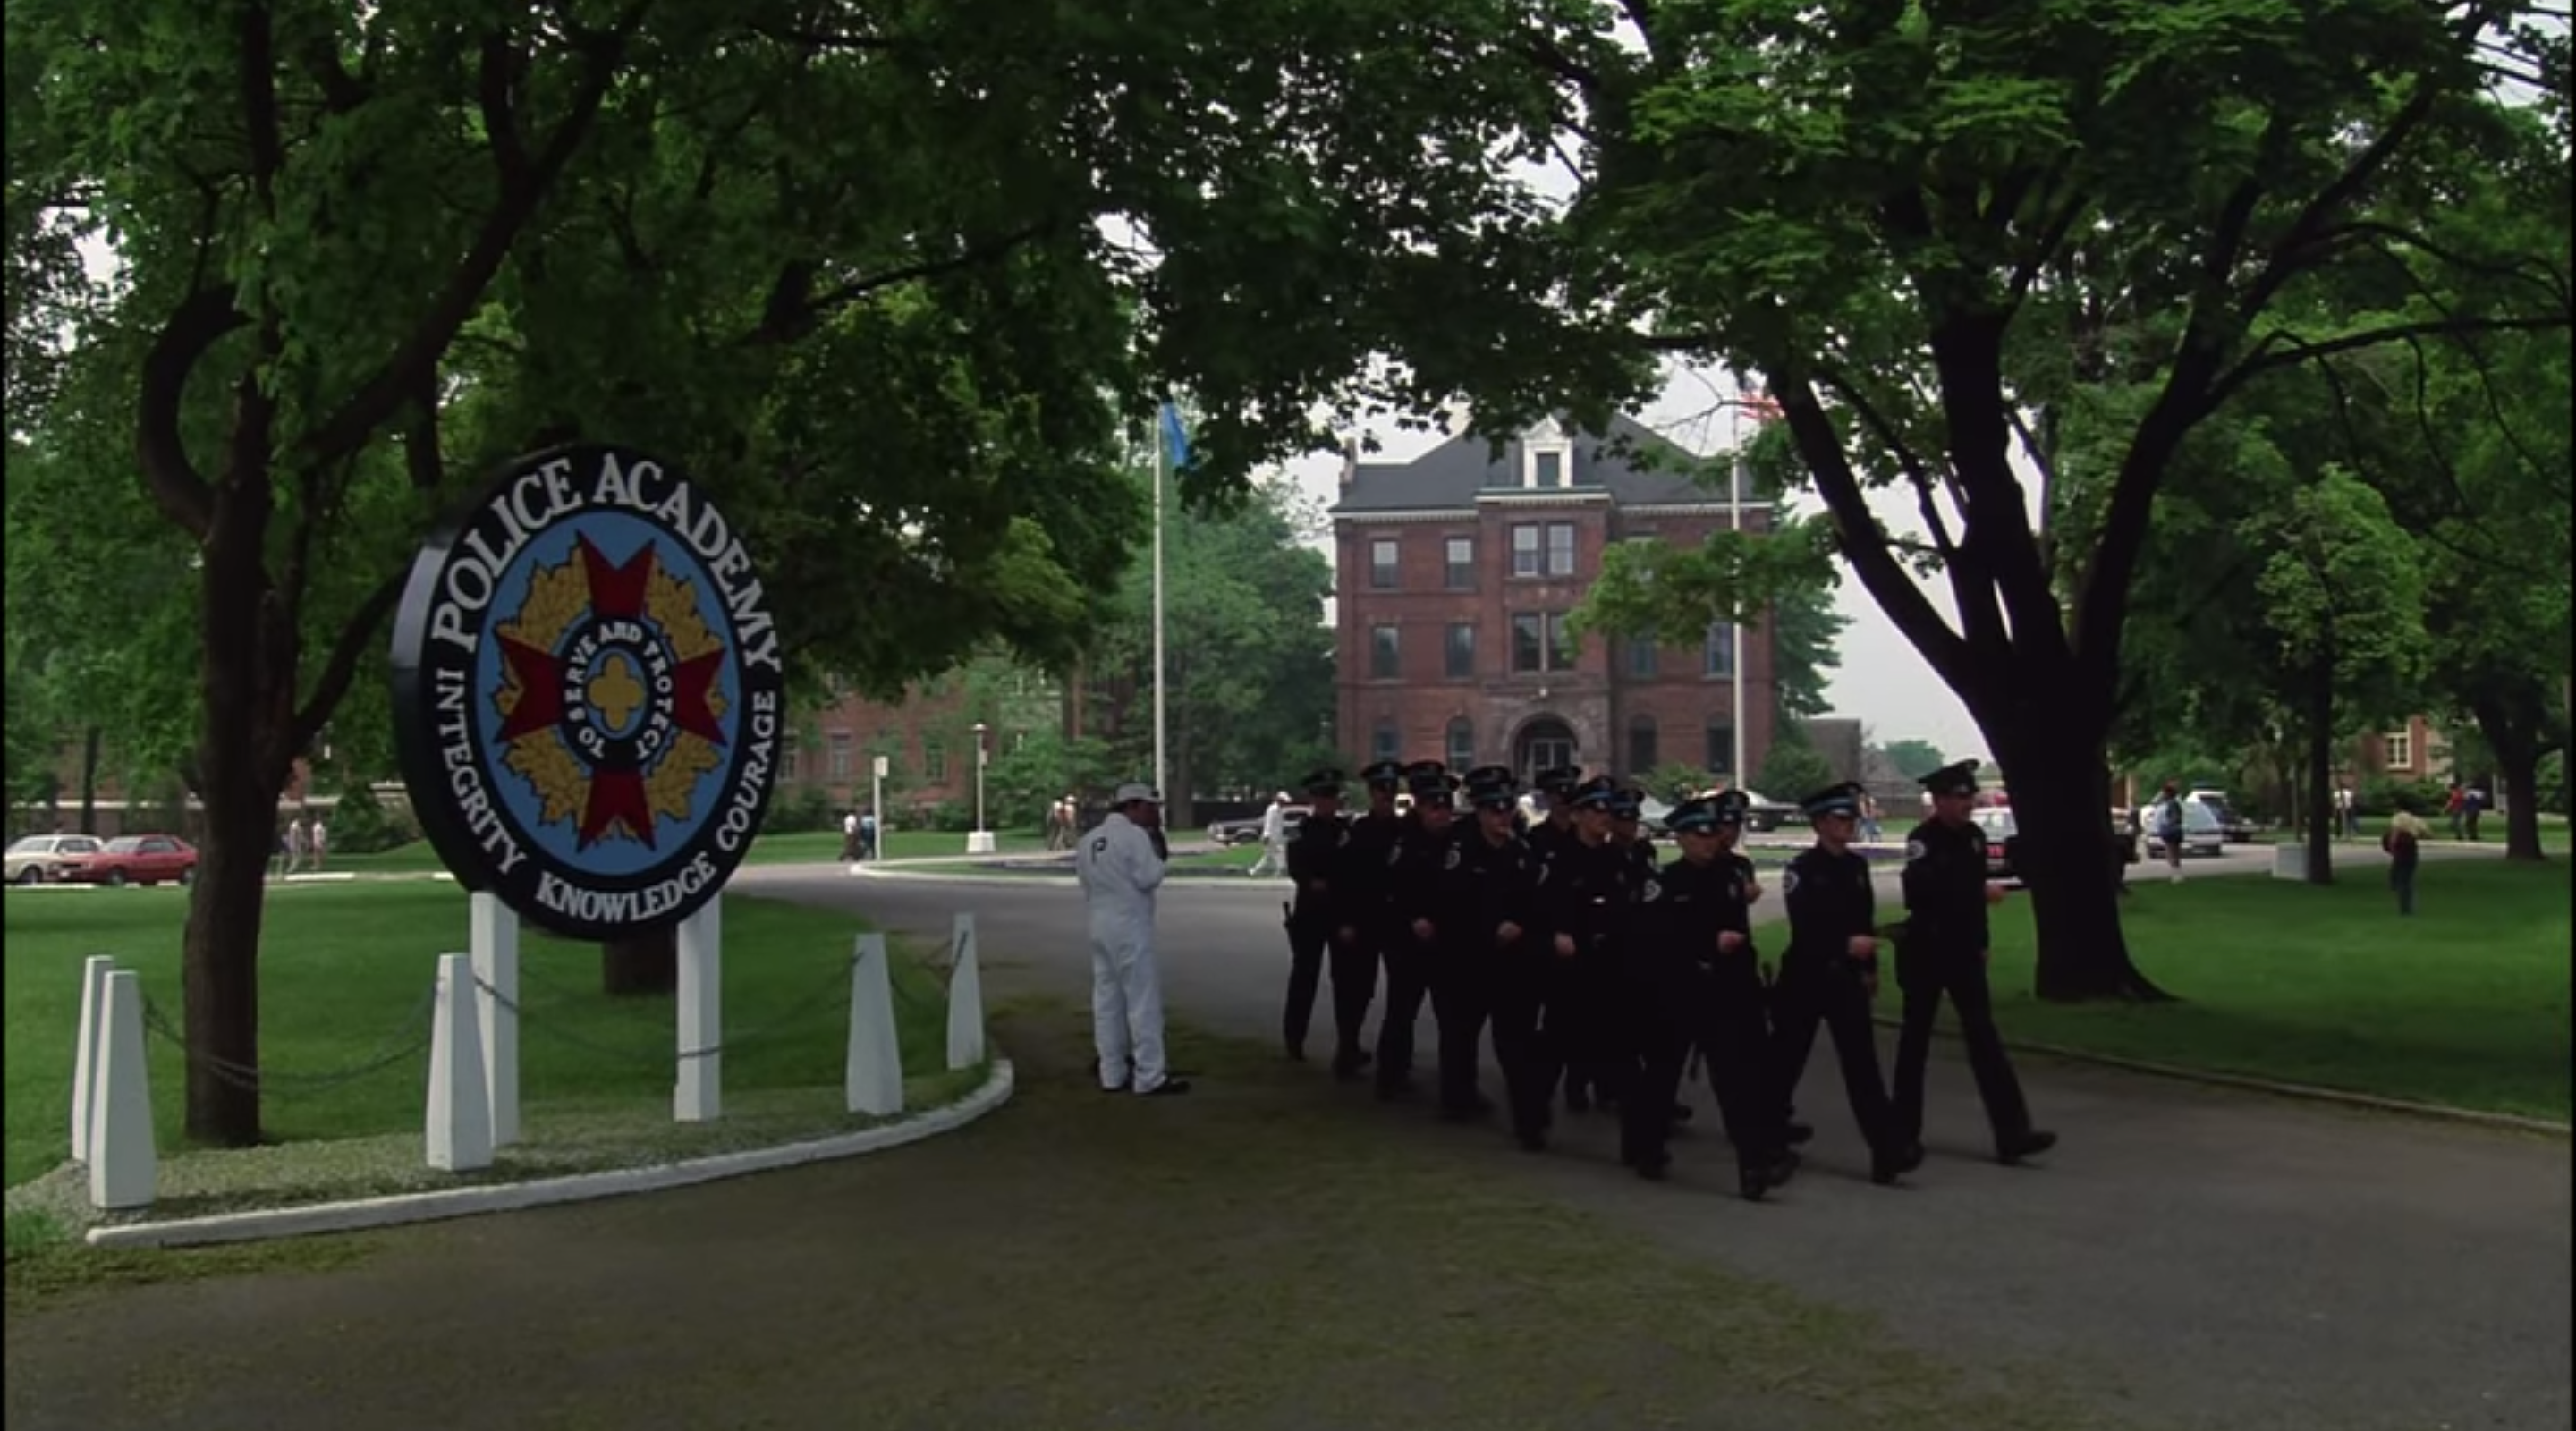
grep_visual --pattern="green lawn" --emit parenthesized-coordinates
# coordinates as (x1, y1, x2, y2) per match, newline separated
(2, 883, 954, 1189)
(1973, 859, 2573, 1120)
(2260, 816, 2571, 852)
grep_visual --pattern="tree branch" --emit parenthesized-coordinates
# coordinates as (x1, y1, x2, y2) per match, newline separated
(742, 223, 1058, 346)
(295, 4, 648, 469)
(2238, 81, 2446, 319)
(135, 292, 244, 541)
(292, 573, 405, 755)
(2207, 313, 2572, 411)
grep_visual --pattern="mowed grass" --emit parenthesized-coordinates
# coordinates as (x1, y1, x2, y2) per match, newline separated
(1, 883, 954, 1189)
(1976, 859, 2572, 1120)
(326, 826, 1045, 874)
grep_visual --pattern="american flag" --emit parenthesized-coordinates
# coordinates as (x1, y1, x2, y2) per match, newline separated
(1737, 384, 1784, 423)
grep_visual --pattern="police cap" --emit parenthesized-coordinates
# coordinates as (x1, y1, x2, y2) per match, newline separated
(1535, 766, 1583, 796)
(1710, 789, 1751, 826)
(1919, 759, 1980, 800)
(1569, 775, 1621, 810)
(1801, 782, 1868, 818)
(1665, 797, 1723, 834)
(1359, 759, 1405, 789)
(1301, 767, 1346, 797)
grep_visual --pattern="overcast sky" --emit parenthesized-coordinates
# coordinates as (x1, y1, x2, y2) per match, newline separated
(1275, 367, 1991, 760)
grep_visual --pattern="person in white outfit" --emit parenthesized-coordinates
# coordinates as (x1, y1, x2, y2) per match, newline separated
(1076, 783, 1189, 1097)
(1246, 791, 1291, 878)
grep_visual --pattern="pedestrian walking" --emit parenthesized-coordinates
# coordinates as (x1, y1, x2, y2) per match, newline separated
(1376, 762, 1457, 1100)
(1432, 766, 1526, 1122)
(1890, 760, 2056, 1166)
(1246, 792, 1291, 878)
(1281, 769, 1370, 1068)
(1075, 783, 1186, 1097)
(2382, 807, 2429, 915)
(2153, 781, 2187, 883)
(1771, 782, 1918, 1187)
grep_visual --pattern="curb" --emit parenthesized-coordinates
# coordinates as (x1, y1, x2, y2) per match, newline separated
(85, 1059, 1017, 1250)
(1886, 1019, 2569, 1136)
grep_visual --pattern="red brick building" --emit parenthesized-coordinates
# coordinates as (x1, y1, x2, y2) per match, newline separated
(1331, 415, 1777, 783)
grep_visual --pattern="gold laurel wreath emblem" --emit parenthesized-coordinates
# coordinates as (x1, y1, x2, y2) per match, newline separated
(488, 543, 733, 843)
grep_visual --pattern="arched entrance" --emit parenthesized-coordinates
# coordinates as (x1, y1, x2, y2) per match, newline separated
(1513, 716, 1578, 785)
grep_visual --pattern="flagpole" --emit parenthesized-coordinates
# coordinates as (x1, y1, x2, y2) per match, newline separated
(1729, 401, 1749, 785)
(1152, 417, 1170, 804)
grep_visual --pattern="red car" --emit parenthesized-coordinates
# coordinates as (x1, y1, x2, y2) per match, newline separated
(60, 834, 199, 887)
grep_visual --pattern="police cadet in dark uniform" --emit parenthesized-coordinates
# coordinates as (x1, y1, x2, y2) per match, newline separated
(1282, 767, 1374, 1072)
(1622, 792, 1797, 1198)
(1894, 759, 2058, 1165)
(1376, 761, 1458, 1100)
(1525, 766, 1581, 859)
(1326, 759, 1407, 1080)
(1611, 783, 1660, 882)
(1433, 767, 1529, 1121)
(1535, 775, 1636, 1117)
(1772, 781, 1920, 1186)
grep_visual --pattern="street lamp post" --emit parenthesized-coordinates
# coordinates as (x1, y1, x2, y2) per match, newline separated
(966, 723, 995, 854)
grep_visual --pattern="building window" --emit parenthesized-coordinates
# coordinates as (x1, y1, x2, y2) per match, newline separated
(1446, 718, 1476, 771)
(1511, 613, 1545, 673)
(1705, 719, 1736, 775)
(2383, 729, 2413, 770)
(1370, 624, 1402, 680)
(1445, 622, 1476, 680)
(1627, 637, 1658, 680)
(1512, 524, 1543, 578)
(783, 733, 804, 783)
(1546, 522, 1575, 576)
(1444, 536, 1475, 589)
(1546, 613, 1575, 671)
(1372, 721, 1401, 763)
(924, 737, 947, 783)
(1628, 716, 1658, 773)
(1369, 538, 1400, 589)
(1704, 622, 1737, 678)
(1535, 450, 1564, 487)
(827, 731, 854, 781)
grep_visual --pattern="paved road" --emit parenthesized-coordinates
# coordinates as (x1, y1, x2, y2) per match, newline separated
(721, 847, 2572, 1431)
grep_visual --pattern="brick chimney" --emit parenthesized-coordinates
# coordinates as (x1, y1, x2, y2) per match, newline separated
(1339, 436, 1359, 492)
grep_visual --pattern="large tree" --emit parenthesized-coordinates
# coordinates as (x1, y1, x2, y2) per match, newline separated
(4, 0, 1595, 1144)
(1513, 0, 2569, 997)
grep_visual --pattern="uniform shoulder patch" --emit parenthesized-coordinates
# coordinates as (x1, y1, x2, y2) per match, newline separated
(1906, 838, 1928, 862)
(1385, 843, 1403, 867)
(1640, 877, 1662, 903)
(1443, 845, 1462, 870)
(1780, 868, 1800, 897)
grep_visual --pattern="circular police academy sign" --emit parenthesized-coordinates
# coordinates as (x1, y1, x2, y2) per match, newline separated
(389, 445, 785, 940)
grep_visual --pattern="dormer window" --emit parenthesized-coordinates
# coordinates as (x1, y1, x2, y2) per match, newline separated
(1522, 419, 1573, 489)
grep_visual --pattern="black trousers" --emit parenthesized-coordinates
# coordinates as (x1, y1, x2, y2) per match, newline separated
(1375, 931, 1435, 1092)
(1769, 958, 1898, 1156)
(1490, 958, 1567, 1139)
(1428, 945, 1493, 1113)
(1284, 917, 1377, 1063)
(1623, 961, 1781, 1171)
(1891, 945, 2033, 1148)
(1549, 954, 1626, 1108)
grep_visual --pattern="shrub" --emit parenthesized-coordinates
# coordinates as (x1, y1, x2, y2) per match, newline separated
(327, 783, 418, 854)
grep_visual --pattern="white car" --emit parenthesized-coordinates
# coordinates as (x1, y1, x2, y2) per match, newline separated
(6, 833, 106, 884)
(2137, 799, 2226, 859)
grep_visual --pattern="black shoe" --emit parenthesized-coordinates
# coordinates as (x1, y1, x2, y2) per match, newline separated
(1669, 1104, 1694, 1124)
(1515, 1128, 1548, 1153)
(1997, 1129, 2058, 1165)
(1784, 1121, 1815, 1147)
(1765, 1151, 1801, 1188)
(1284, 1045, 1307, 1063)
(1634, 1157, 1671, 1182)
(1870, 1139, 1925, 1186)
(1738, 1163, 1774, 1203)
(1565, 1088, 1593, 1114)
(1099, 1084, 1129, 1095)
(1139, 1079, 1191, 1097)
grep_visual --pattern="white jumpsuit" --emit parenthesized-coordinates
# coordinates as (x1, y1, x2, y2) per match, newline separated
(1075, 812, 1172, 1092)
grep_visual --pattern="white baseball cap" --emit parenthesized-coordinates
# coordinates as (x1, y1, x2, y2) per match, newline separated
(1113, 783, 1161, 805)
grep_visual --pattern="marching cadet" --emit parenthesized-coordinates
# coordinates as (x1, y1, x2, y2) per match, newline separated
(1622, 792, 1797, 1197)
(1893, 760, 2058, 1165)
(1610, 783, 1661, 880)
(1525, 766, 1582, 859)
(1434, 767, 1530, 1122)
(1536, 775, 1636, 1117)
(1282, 767, 1375, 1073)
(1375, 761, 1457, 1100)
(1326, 759, 1408, 1080)
(1772, 782, 1920, 1187)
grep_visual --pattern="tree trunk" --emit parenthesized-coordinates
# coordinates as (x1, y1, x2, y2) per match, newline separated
(2302, 656, 2335, 885)
(2470, 690, 2554, 863)
(77, 725, 102, 834)
(1992, 722, 2170, 1002)
(602, 925, 679, 995)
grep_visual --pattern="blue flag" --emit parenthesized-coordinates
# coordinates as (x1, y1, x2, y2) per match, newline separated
(1157, 402, 1191, 471)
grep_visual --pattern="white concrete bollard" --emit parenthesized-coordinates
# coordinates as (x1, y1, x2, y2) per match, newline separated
(675, 896, 723, 1122)
(845, 934, 905, 1117)
(945, 912, 987, 1071)
(86, 970, 156, 1210)
(71, 954, 116, 1164)
(426, 953, 495, 1173)
(470, 891, 521, 1148)
(2271, 844, 2309, 882)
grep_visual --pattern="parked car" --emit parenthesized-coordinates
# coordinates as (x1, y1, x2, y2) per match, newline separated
(2136, 800, 2226, 859)
(1968, 808, 2022, 882)
(5, 833, 106, 885)
(58, 834, 199, 887)
(1207, 807, 1309, 847)
(2187, 789, 2257, 843)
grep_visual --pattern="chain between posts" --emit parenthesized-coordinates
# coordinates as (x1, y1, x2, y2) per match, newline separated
(474, 942, 941, 1068)
(140, 986, 438, 1098)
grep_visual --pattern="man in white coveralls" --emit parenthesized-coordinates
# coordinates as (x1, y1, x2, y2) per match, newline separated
(1077, 783, 1190, 1097)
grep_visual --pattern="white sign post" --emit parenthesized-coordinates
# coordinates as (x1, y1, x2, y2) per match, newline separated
(87, 969, 157, 1210)
(871, 755, 888, 861)
(71, 954, 115, 1164)
(675, 895, 724, 1122)
(470, 891, 521, 1147)
(845, 933, 905, 1116)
